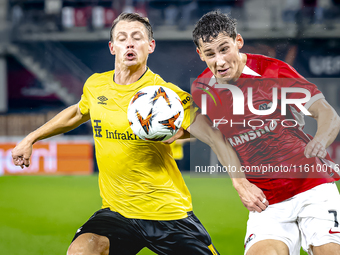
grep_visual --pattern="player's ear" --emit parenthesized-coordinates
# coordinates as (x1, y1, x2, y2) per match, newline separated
(148, 39, 156, 54)
(236, 34, 244, 50)
(196, 47, 205, 62)
(108, 41, 115, 56)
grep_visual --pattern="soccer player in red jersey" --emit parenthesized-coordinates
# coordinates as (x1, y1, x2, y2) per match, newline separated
(191, 11, 340, 255)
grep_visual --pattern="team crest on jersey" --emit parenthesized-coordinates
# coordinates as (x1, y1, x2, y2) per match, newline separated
(97, 96, 108, 105)
(244, 233, 256, 249)
(259, 102, 273, 110)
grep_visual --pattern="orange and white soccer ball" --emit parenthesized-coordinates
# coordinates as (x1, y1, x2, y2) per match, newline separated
(127, 86, 184, 141)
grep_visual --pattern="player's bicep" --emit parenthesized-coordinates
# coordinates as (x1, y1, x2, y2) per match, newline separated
(307, 98, 336, 120)
(63, 104, 89, 126)
(187, 113, 222, 147)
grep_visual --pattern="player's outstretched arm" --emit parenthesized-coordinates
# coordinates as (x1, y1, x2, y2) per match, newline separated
(304, 98, 340, 158)
(187, 113, 269, 212)
(12, 104, 90, 169)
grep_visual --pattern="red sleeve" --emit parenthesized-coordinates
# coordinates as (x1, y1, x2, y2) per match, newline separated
(278, 61, 324, 110)
(191, 67, 213, 110)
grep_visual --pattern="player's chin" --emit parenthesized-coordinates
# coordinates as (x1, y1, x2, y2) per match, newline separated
(124, 60, 138, 66)
(216, 74, 232, 83)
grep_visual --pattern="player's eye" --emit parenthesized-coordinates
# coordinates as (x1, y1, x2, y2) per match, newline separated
(117, 36, 126, 41)
(221, 47, 228, 53)
(206, 52, 215, 57)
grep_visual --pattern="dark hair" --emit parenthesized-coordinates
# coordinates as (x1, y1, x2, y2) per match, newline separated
(110, 13, 154, 42)
(193, 10, 237, 48)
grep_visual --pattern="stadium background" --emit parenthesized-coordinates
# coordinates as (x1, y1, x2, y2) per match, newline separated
(0, 0, 340, 254)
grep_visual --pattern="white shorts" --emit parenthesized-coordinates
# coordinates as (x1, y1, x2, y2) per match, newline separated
(244, 182, 340, 255)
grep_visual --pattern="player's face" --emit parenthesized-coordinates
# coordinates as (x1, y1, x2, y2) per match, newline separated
(197, 33, 244, 83)
(109, 21, 155, 69)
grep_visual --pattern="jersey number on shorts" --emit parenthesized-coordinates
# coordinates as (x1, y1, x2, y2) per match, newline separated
(329, 210, 339, 227)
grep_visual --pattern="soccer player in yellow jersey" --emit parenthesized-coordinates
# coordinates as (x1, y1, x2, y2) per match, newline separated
(12, 12, 266, 255)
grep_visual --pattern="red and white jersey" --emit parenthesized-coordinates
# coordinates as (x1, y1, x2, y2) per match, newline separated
(191, 53, 340, 204)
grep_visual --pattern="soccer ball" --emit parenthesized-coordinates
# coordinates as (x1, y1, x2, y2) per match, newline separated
(127, 86, 184, 141)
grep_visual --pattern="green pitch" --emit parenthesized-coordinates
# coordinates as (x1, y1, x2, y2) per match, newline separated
(1, 174, 335, 254)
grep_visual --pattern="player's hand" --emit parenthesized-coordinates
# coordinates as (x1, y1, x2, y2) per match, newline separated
(233, 178, 269, 213)
(163, 127, 185, 144)
(304, 139, 327, 159)
(12, 139, 33, 169)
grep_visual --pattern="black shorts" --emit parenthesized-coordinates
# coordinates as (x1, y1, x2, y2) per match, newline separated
(72, 208, 219, 255)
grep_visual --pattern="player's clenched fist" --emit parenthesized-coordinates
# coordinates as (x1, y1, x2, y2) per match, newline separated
(234, 179, 269, 213)
(304, 139, 327, 159)
(12, 139, 33, 169)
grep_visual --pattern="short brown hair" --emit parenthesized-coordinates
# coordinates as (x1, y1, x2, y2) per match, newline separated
(110, 13, 154, 42)
(193, 10, 237, 48)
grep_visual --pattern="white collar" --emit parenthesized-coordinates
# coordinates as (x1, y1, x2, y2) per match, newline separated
(242, 65, 261, 76)
(207, 64, 261, 88)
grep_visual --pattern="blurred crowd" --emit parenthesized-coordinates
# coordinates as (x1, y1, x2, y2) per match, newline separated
(9, 0, 340, 34)
(9, 0, 243, 32)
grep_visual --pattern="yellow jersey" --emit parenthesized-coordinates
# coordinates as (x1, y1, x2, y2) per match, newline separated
(79, 68, 194, 220)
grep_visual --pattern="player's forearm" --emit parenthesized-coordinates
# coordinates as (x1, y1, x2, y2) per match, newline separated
(209, 131, 248, 179)
(188, 114, 268, 210)
(206, 126, 269, 210)
(191, 118, 251, 189)
(25, 104, 90, 145)
(180, 129, 191, 139)
(314, 106, 340, 148)
(188, 114, 246, 179)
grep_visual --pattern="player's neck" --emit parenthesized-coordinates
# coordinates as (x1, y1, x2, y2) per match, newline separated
(114, 65, 147, 85)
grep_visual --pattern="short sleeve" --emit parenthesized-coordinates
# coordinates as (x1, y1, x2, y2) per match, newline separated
(78, 93, 89, 115)
(78, 75, 94, 115)
(166, 83, 198, 130)
(279, 62, 324, 110)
